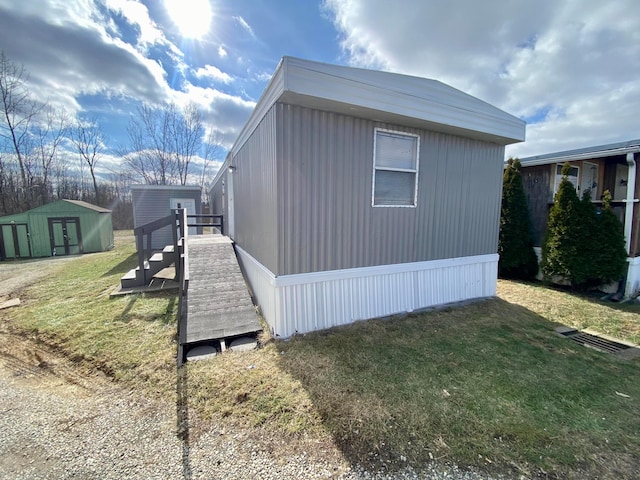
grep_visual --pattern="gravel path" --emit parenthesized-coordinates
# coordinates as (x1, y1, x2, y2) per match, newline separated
(0, 337, 512, 480)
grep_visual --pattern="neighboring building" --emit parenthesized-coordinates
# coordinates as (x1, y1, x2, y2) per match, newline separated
(518, 139, 640, 295)
(0, 199, 113, 260)
(131, 185, 202, 251)
(210, 56, 525, 338)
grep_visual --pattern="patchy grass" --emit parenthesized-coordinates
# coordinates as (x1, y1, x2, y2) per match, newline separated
(276, 298, 640, 477)
(498, 280, 640, 345)
(5, 231, 177, 399)
(3, 238, 640, 479)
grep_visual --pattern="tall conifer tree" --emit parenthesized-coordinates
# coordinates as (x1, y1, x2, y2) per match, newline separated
(499, 158, 539, 279)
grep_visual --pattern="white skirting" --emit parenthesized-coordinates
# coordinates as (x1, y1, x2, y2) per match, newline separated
(235, 247, 499, 338)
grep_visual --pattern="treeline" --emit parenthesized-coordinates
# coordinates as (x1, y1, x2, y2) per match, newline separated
(0, 51, 221, 229)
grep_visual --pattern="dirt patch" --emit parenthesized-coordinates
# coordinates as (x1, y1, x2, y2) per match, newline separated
(0, 255, 82, 300)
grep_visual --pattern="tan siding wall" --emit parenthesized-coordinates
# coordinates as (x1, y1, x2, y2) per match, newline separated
(275, 103, 505, 275)
(232, 106, 279, 273)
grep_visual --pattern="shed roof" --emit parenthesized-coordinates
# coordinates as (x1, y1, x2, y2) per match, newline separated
(61, 199, 111, 213)
(519, 139, 640, 167)
(1, 199, 111, 218)
(232, 56, 525, 157)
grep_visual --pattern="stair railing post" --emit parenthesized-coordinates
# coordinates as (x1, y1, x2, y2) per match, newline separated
(136, 232, 145, 284)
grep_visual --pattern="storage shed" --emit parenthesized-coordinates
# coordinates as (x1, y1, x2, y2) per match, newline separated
(131, 185, 202, 251)
(0, 199, 113, 260)
(210, 56, 526, 338)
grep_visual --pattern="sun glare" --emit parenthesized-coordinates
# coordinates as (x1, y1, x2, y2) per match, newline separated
(165, 0, 212, 39)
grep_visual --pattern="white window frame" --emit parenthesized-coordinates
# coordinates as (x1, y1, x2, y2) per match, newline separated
(553, 163, 579, 196)
(371, 128, 420, 207)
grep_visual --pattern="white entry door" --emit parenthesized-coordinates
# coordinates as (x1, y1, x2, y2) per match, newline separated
(227, 171, 235, 239)
(170, 198, 197, 236)
(580, 162, 599, 198)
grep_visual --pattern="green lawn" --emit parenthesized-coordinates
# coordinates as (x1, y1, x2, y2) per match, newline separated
(3, 236, 639, 478)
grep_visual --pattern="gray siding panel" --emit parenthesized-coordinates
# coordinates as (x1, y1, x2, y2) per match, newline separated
(276, 103, 504, 275)
(232, 106, 278, 273)
(131, 186, 201, 250)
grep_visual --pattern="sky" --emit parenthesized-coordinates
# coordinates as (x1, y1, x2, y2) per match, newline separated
(0, 0, 638, 181)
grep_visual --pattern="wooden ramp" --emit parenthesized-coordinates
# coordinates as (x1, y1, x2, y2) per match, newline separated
(183, 235, 261, 347)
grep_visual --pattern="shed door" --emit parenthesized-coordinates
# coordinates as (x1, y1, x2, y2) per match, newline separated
(48, 217, 83, 256)
(0, 223, 31, 259)
(170, 198, 197, 236)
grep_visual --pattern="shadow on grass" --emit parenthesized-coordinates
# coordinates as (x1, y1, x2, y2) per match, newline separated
(176, 364, 192, 480)
(116, 294, 138, 322)
(275, 297, 640, 479)
(101, 252, 138, 277)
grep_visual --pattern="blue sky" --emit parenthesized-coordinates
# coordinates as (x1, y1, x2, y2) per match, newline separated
(1, 0, 639, 180)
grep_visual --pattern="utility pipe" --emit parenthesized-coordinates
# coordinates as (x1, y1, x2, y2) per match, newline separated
(624, 152, 637, 256)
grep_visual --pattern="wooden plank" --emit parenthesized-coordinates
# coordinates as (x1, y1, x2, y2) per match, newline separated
(183, 235, 261, 345)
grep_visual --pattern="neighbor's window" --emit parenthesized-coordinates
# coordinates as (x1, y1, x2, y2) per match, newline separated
(372, 129, 419, 207)
(553, 163, 579, 195)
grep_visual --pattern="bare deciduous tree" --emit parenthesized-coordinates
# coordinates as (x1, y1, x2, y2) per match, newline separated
(33, 106, 71, 203)
(72, 117, 105, 205)
(123, 102, 204, 185)
(0, 50, 43, 206)
(201, 128, 223, 194)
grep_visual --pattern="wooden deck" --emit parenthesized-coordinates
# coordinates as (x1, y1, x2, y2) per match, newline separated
(183, 235, 261, 345)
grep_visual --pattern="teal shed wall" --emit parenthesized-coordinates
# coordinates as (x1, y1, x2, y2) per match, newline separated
(0, 200, 114, 259)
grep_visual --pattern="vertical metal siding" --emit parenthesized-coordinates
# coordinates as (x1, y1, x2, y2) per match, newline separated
(276, 103, 505, 276)
(232, 106, 279, 273)
(132, 187, 201, 250)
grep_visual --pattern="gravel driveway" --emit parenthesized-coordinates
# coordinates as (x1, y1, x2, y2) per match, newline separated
(0, 336, 511, 480)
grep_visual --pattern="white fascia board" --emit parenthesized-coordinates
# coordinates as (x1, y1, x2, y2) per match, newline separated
(230, 59, 285, 157)
(519, 142, 640, 167)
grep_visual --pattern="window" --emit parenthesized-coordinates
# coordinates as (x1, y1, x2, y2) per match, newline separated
(372, 129, 419, 207)
(553, 163, 579, 195)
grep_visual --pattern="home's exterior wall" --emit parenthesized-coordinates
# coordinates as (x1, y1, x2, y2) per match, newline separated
(209, 169, 227, 221)
(274, 103, 505, 276)
(132, 186, 201, 250)
(230, 105, 279, 273)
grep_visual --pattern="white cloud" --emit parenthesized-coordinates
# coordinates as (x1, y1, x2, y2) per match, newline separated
(194, 64, 233, 84)
(233, 15, 256, 38)
(172, 85, 256, 148)
(0, 1, 173, 116)
(323, 0, 640, 158)
(218, 45, 228, 58)
(104, 0, 166, 46)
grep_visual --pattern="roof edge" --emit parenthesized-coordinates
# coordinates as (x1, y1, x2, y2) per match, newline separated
(519, 139, 640, 166)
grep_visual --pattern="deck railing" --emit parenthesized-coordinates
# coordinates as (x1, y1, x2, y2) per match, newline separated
(186, 214, 224, 235)
(176, 208, 189, 366)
